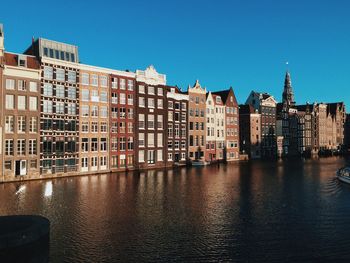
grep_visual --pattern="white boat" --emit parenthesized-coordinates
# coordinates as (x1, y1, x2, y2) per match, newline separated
(337, 167, 350, 184)
(191, 160, 207, 166)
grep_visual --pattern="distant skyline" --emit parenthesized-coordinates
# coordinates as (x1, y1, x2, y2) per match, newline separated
(1, 0, 349, 109)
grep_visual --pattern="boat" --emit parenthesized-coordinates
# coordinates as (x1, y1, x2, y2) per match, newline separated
(336, 167, 350, 184)
(191, 160, 207, 166)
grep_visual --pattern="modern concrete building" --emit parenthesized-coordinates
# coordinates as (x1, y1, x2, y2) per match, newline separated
(166, 85, 189, 165)
(239, 104, 261, 159)
(246, 91, 277, 158)
(188, 80, 206, 161)
(25, 39, 80, 176)
(213, 87, 240, 161)
(135, 66, 167, 169)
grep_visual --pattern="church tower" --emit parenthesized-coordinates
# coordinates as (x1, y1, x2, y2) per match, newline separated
(282, 71, 295, 108)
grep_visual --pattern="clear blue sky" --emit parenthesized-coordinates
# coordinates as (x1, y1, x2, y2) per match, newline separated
(2, 0, 349, 109)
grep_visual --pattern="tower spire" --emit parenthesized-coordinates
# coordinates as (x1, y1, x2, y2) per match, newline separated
(282, 70, 295, 108)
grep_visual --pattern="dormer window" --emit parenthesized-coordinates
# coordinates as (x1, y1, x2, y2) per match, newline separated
(18, 56, 27, 67)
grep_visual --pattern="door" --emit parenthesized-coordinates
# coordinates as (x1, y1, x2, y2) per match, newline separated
(20, 160, 26, 176)
(15, 161, 21, 176)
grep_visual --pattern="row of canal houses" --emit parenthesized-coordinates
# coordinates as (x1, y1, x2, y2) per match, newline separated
(0, 25, 240, 182)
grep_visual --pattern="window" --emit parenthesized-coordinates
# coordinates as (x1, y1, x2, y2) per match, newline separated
(139, 97, 145, 107)
(82, 89, 89, 101)
(148, 115, 154, 129)
(18, 80, 26, 91)
(119, 108, 126, 119)
(68, 71, 76, 83)
(128, 108, 134, 119)
(82, 73, 89, 85)
(119, 122, 126, 133)
(6, 79, 15, 90)
(44, 66, 53, 79)
(17, 139, 26, 155)
(139, 114, 145, 129)
(148, 86, 155, 95)
(147, 150, 155, 164)
(100, 156, 107, 167)
(157, 115, 163, 129)
(127, 94, 133, 105)
(100, 106, 107, 118)
(157, 133, 163, 147)
(55, 102, 64, 114)
(168, 111, 173, 122)
(157, 88, 163, 96)
(43, 100, 52, 113)
(5, 139, 14, 156)
(91, 138, 98, 151)
(81, 105, 89, 117)
(128, 137, 133, 150)
(119, 93, 125, 104)
(56, 120, 65, 131)
(127, 79, 134, 90)
(139, 150, 145, 163)
(168, 123, 173, 137)
(168, 101, 173, 109)
(119, 137, 126, 151)
(100, 76, 108, 87)
(5, 95, 14, 109)
(29, 82, 38, 92)
(27, 96, 37, 111)
(100, 122, 107, 133)
(111, 138, 118, 151)
(91, 106, 98, 117)
(44, 83, 53, 96)
(91, 122, 98, 132)
(120, 79, 126, 90)
(29, 139, 37, 155)
(5, 161, 12, 170)
(81, 157, 88, 168)
(100, 91, 108, 103)
(148, 133, 154, 147)
(139, 85, 145, 94)
(148, 98, 155, 108)
(56, 68, 65, 81)
(139, 133, 145, 147)
(112, 78, 118, 89)
(5, 116, 14, 133)
(111, 92, 118, 104)
(181, 102, 186, 110)
(56, 85, 65, 98)
(128, 122, 133, 133)
(82, 122, 89, 132)
(100, 138, 107, 151)
(18, 96, 26, 110)
(68, 103, 76, 115)
(68, 87, 76, 99)
(157, 149, 163, 161)
(157, 99, 163, 109)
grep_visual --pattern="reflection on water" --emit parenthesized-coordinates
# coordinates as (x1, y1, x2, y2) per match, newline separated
(0, 157, 350, 262)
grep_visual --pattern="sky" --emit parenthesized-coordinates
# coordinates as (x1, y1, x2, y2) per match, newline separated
(1, 0, 349, 109)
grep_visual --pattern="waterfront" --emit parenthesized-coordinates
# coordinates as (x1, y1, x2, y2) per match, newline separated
(0, 157, 350, 262)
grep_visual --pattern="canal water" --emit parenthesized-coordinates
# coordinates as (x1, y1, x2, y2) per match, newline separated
(0, 157, 350, 262)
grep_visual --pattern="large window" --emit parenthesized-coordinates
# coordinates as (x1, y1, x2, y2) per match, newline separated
(5, 139, 14, 156)
(100, 91, 108, 103)
(148, 133, 154, 147)
(17, 139, 26, 155)
(81, 105, 89, 117)
(56, 68, 65, 81)
(82, 73, 89, 85)
(68, 87, 76, 99)
(29, 82, 38, 92)
(68, 103, 76, 115)
(67, 71, 76, 83)
(29, 139, 37, 155)
(5, 116, 14, 133)
(6, 79, 15, 90)
(5, 95, 14, 109)
(147, 150, 155, 164)
(100, 76, 108, 87)
(18, 80, 26, 91)
(100, 106, 107, 118)
(18, 96, 26, 110)
(148, 115, 154, 129)
(91, 74, 98, 86)
(44, 83, 53, 96)
(91, 122, 98, 133)
(127, 80, 133, 91)
(91, 138, 98, 152)
(82, 89, 89, 101)
(44, 66, 53, 79)
(139, 133, 145, 147)
(139, 114, 145, 129)
(17, 116, 26, 133)
(56, 102, 65, 114)
(56, 85, 65, 98)
(100, 138, 107, 151)
(43, 100, 53, 113)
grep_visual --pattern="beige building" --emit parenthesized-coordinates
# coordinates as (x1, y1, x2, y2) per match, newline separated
(213, 94, 226, 160)
(205, 92, 216, 162)
(79, 65, 110, 173)
(188, 80, 207, 161)
(1, 52, 41, 180)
